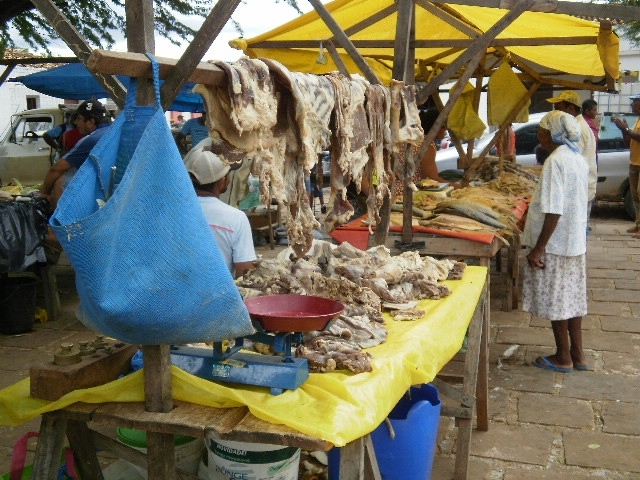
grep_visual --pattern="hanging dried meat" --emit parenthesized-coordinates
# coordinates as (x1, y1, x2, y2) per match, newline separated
(389, 80, 424, 193)
(324, 73, 372, 233)
(364, 84, 392, 224)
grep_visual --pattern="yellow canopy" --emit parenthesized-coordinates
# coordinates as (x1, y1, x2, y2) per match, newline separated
(230, 0, 619, 87)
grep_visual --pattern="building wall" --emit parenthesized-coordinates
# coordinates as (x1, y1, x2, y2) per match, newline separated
(0, 65, 65, 137)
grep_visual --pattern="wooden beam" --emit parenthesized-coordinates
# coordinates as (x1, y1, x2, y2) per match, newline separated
(29, 0, 126, 108)
(416, 0, 536, 106)
(429, 0, 640, 21)
(343, 4, 397, 38)
(417, 0, 480, 39)
(161, 0, 241, 111)
(393, 0, 413, 82)
(250, 36, 597, 50)
(126, 0, 155, 106)
(325, 40, 351, 77)
(394, 0, 415, 243)
(0, 64, 16, 87)
(307, 0, 382, 85)
(86, 50, 228, 86)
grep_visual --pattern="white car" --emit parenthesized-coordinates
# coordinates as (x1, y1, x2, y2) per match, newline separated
(436, 112, 638, 219)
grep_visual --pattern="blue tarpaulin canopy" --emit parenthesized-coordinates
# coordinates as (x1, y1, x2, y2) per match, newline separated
(10, 62, 204, 112)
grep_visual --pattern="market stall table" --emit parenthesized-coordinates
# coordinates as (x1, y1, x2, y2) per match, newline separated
(0, 267, 488, 480)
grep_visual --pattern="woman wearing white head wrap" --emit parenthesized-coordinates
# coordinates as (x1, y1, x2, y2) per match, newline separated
(522, 110, 590, 373)
(539, 109, 581, 152)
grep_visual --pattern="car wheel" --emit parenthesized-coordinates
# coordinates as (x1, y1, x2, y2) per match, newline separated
(624, 188, 637, 220)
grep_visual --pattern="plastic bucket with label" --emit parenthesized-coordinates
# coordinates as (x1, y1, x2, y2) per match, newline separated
(206, 438, 300, 480)
(116, 427, 204, 479)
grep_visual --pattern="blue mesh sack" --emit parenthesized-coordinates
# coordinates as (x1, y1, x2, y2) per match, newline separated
(49, 55, 254, 345)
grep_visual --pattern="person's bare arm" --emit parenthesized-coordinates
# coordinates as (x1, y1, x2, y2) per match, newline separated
(526, 213, 560, 269)
(42, 132, 61, 151)
(40, 158, 72, 199)
(233, 261, 255, 279)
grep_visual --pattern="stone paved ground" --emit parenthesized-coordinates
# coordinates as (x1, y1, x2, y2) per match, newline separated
(0, 202, 638, 479)
(432, 202, 640, 480)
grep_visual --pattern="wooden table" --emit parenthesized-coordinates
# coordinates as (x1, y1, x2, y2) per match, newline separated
(26, 276, 489, 480)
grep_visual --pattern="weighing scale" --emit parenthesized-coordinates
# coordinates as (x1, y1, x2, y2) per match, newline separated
(170, 294, 344, 395)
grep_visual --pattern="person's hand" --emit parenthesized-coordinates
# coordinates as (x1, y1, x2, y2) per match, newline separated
(526, 246, 545, 269)
(612, 116, 628, 132)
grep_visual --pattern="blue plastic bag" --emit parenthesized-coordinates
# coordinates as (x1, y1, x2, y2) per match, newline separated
(50, 55, 254, 345)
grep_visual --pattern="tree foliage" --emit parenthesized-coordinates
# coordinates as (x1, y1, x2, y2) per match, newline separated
(0, 0, 302, 58)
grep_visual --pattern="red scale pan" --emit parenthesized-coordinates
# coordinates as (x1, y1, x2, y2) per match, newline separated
(244, 294, 345, 333)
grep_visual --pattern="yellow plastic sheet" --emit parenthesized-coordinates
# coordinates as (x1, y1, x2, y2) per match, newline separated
(231, 0, 619, 86)
(0, 266, 487, 447)
(488, 62, 530, 126)
(447, 81, 487, 141)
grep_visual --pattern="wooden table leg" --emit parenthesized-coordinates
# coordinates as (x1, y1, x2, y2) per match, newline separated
(66, 419, 104, 479)
(510, 235, 521, 310)
(339, 436, 366, 480)
(143, 345, 177, 479)
(452, 282, 485, 480)
(475, 282, 489, 432)
(32, 412, 67, 480)
(39, 263, 60, 322)
(364, 434, 382, 480)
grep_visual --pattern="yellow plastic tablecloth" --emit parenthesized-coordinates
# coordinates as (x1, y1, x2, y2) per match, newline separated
(0, 266, 487, 447)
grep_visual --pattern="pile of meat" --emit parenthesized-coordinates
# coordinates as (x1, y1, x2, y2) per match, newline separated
(238, 240, 466, 373)
(194, 57, 424, 257)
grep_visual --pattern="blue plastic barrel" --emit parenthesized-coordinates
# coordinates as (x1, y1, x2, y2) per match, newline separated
(328, 383, 441, 480)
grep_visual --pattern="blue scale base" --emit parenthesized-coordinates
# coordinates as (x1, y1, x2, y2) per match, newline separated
(170, 345, 309, 396)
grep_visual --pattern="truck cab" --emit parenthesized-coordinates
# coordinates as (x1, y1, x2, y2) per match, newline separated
(0, 106, 69, 187)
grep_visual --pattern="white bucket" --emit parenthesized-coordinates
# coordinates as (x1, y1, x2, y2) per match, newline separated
(206, 438, 300, 480)
(117, 428, 205, 479)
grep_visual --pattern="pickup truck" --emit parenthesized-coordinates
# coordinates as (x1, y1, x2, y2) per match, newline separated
(436, 111, 638, 219)
(0, 106, 73, 187)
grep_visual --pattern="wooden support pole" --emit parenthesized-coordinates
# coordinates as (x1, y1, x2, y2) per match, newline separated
(86, 50, 228, 86)
(29, 0, 126, 108)
(307, 0, 382, 85)
(0, 64, 16, 88)
(161, 0, 241, 110)
(126, 0, 155, 106)
(325, 40, 351, 78)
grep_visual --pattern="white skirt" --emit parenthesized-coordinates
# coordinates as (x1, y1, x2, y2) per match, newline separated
(522, 251, 587, 321)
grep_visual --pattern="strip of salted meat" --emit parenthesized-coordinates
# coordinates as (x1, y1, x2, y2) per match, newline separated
(364, 84, 392, 224)
(324, 73, 372, 233)
(259, 59, 336, 257)
(261, 58, 335, 173)
(389, 80, 424, 193)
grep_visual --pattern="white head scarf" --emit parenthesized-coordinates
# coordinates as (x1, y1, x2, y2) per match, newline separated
(539, 110, 580, 152)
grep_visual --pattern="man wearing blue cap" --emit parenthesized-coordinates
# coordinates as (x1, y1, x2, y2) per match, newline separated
(612, 94, 640, 238)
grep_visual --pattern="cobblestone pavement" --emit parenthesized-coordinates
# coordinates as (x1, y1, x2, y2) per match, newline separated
(1, 202, 638, 479)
